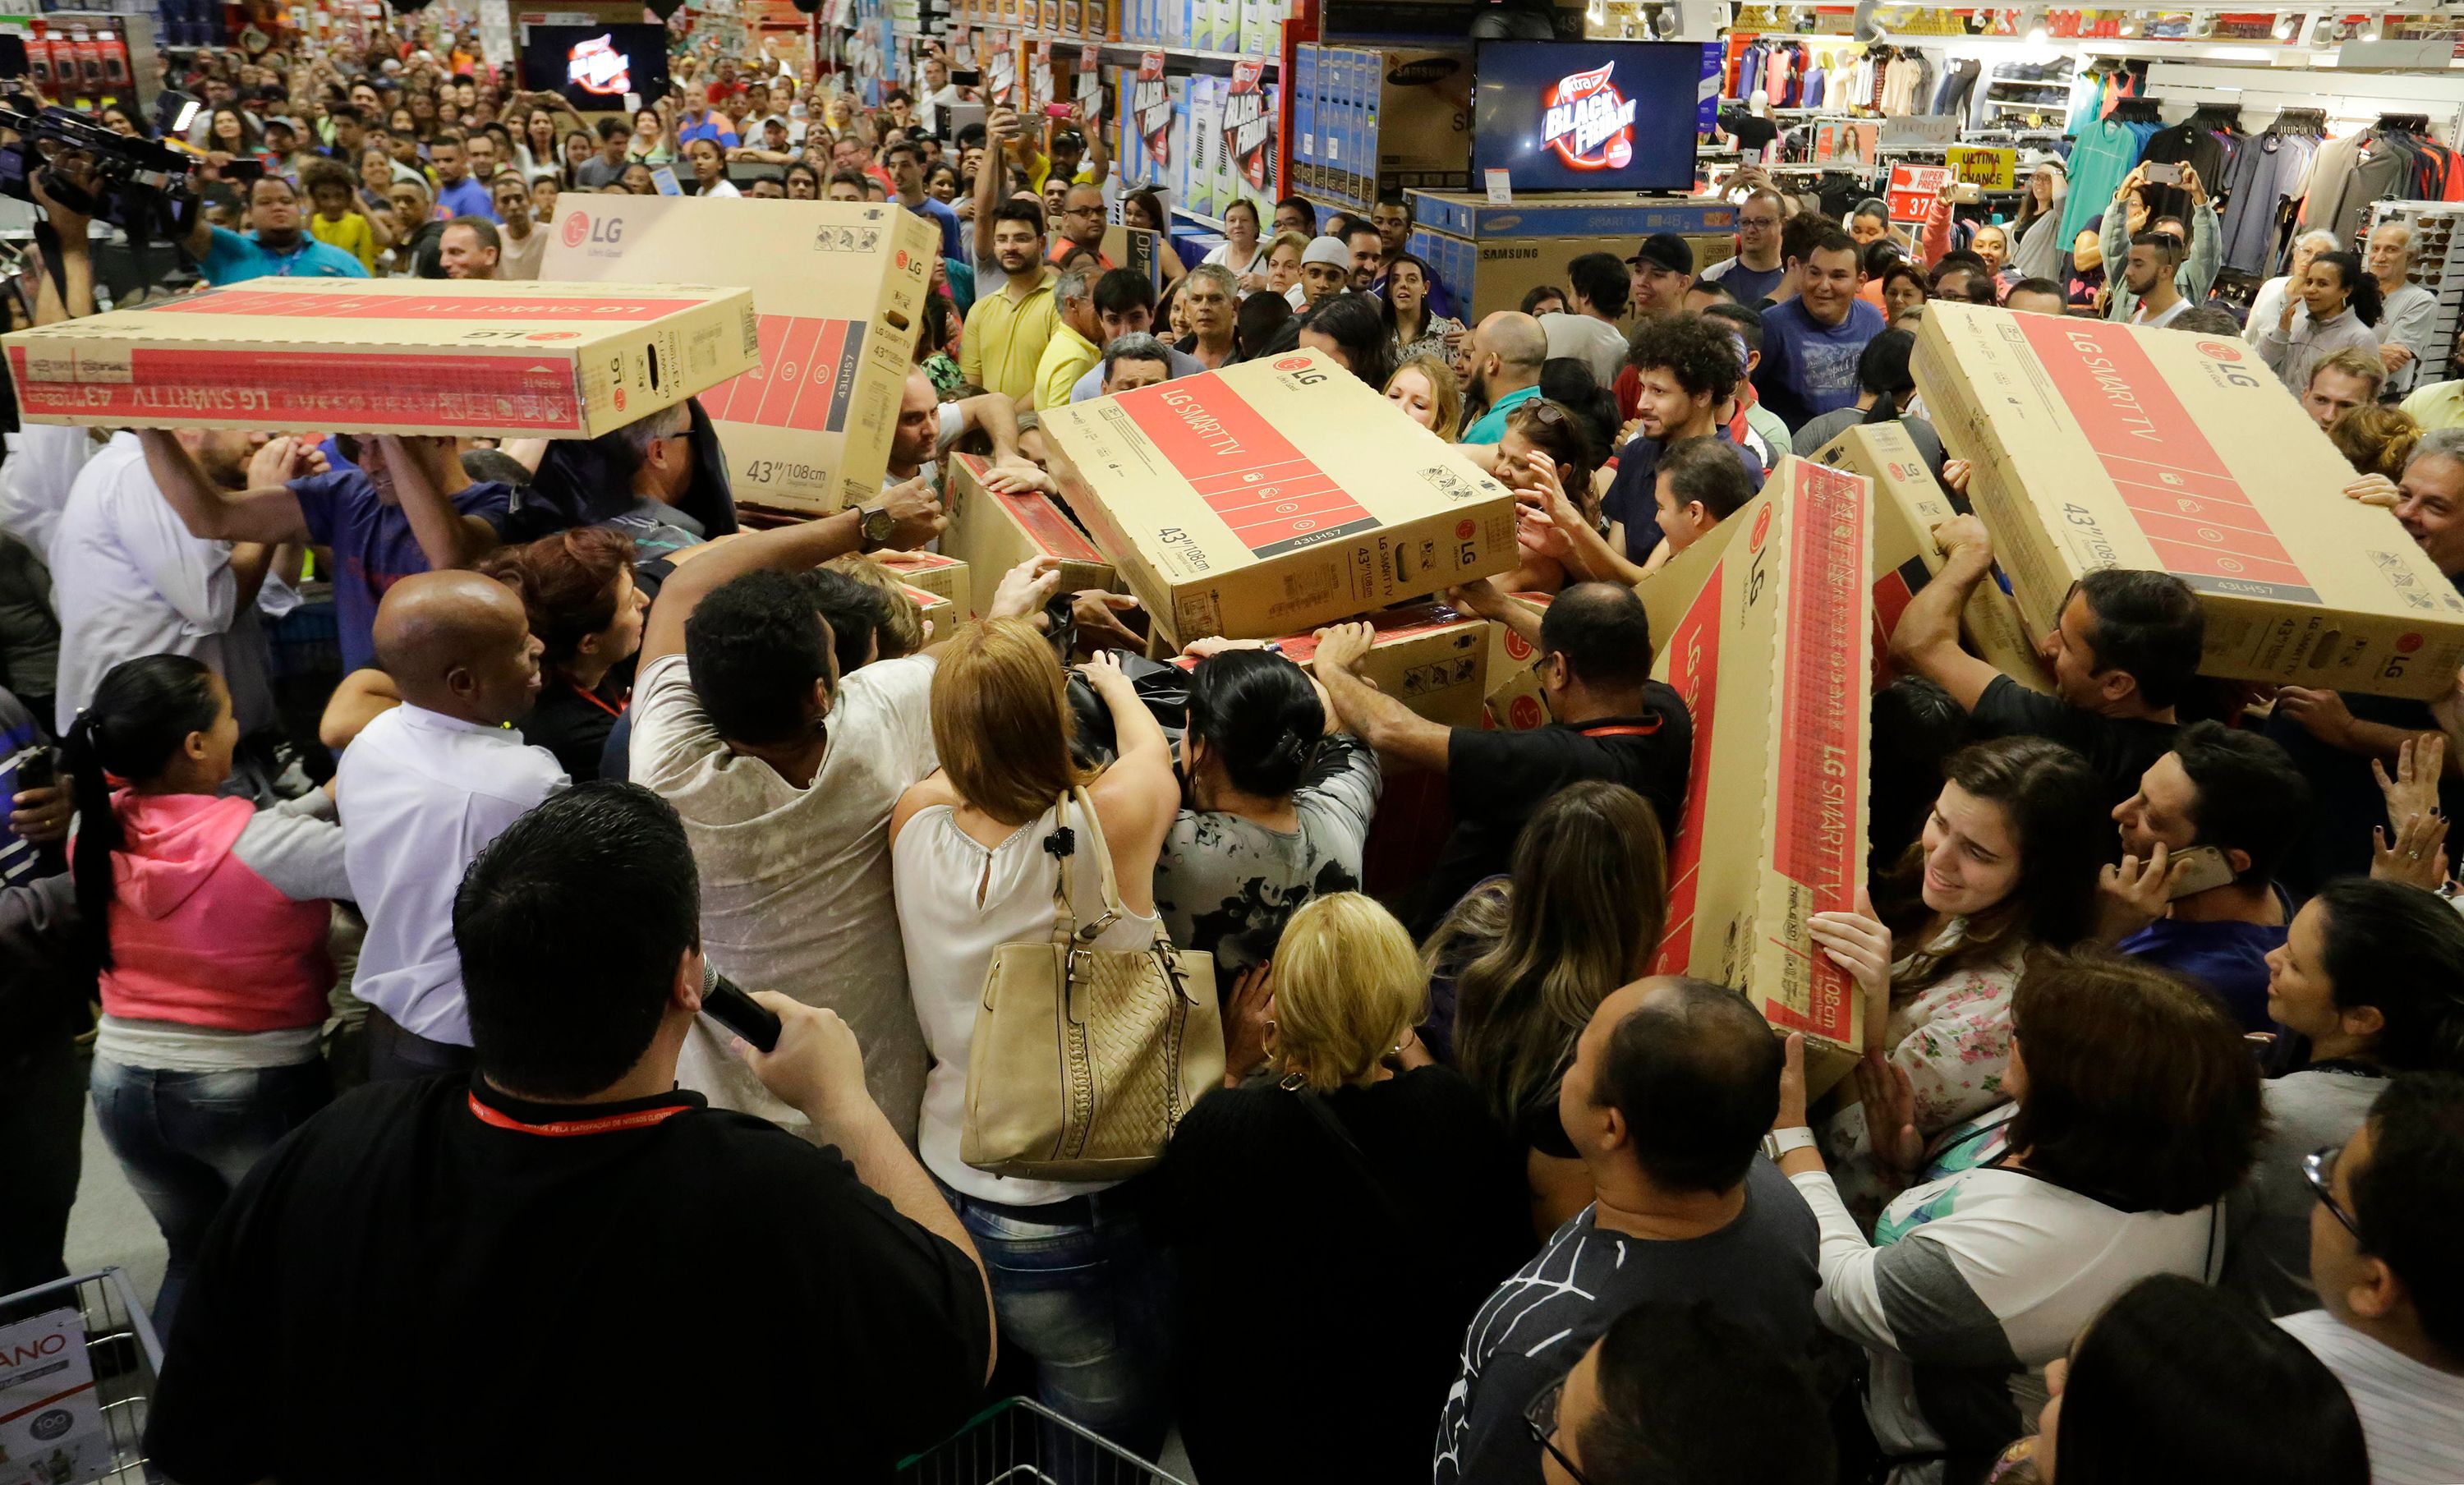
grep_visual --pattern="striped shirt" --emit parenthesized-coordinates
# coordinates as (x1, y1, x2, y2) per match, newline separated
(2279, 1309, 2464, 1485)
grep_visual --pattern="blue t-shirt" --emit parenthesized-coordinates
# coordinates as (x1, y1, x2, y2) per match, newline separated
(434, 176, 497, 223)
(1752, 296, 1885, 430)
(1461, 384, 1545, 445)
(1598, 431, 1766, 563)
(2117, 914, 2287, 1033)
(677, 116, 742, 149)
(289, 470, 513, 674)
(1703, 257, 1788, 306)
(200, 227, 370, 286)
(904, 195, 963, 266)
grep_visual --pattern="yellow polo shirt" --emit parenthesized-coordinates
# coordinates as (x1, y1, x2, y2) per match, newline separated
(1035, 320, 1100, 411)
(960, 269, 1060, 405)
(2403, 379, 2464, 433)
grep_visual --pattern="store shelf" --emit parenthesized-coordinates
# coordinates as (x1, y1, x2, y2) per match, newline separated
(964, 34, 1278, 72)
(1172, 205, 1230, 231)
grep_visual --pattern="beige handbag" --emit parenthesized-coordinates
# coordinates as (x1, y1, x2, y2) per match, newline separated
(960, 785, 1222, 1180)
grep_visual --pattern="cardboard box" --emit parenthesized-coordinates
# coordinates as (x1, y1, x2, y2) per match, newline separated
(1039, 350, 1520, 641)
(1170, 601, 1494, 727)
(1368, 49, 1475, 190)
(1812, 422, 2054, 694)
(1648, 457, 1873, 1092)
(542, 195, 939, 516)
(946, 453, 1117, 598)
(875, 549, 974, 618)
(2, 279, 759, 439)
(1412, 227, 1736, 324)
(1913, 304, 2464, 700)
(902, 581, 958, 641)
(1483, 664, 1553, 732)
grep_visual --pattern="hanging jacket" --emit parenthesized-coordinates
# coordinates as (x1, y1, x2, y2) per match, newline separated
(94, 788, 349, 1033)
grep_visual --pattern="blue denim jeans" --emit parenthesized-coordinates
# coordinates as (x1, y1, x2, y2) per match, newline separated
(90, 1057, 331, 1335)
(937, 1181, 1176, 1462)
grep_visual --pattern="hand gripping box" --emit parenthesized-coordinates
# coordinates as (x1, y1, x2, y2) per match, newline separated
(946, 453, 1117, 604)
(2, 278, 759, 439)
(1646, 457, 1874, 1094)
(1813, 421, 2054, 694)
(1913, 303, 2464, 701)
(543, 195, 940, 515)
(1037, 350, 1520, 641)
(1170, 602, 1493, 727)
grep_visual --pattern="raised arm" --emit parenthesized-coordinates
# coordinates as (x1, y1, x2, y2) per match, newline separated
(377, 434, 496, 570)
(639, 483, 943, 669)
(1887, 513, 2002, 711)
(1310, 621, 1455, 775)
(136, 430, 314, 546)
(973, 106, 1016, 269)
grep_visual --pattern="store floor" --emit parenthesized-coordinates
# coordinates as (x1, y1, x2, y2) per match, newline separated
(62, 1092, 1202, 1480)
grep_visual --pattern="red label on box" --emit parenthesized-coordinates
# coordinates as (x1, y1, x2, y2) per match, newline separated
(1768, 468, 1864, 1042)
(698, 314, 867, 433)
(9, 346, 584, 429)
(1110, 379, 1378, 559)
(1649, 568, 1725, 977)
(2016, 316, 2320, 604)
(1004, 490, 1105, 561)
(153, 288, 706, 321)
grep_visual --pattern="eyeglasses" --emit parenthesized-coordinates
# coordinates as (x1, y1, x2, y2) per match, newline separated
(2304, 1144, 2362, 1239)
(1522, 1377, 1593, 1485)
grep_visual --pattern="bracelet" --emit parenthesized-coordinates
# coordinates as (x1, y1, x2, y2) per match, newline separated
(1763, 1126, 1818, 1161)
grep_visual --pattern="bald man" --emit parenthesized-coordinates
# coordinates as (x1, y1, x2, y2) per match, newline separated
(338, 570, 566, 1082)
(1461, 311, 1551, 444)
(1047, 182, 1111, 267)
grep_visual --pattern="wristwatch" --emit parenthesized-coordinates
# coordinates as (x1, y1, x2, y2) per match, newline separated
(1762, 1127, 1818, 1162)
(857, 503, 898, 551)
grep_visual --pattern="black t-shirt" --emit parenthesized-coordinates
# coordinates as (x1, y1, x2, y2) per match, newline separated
(522, 674, 627, 783)
(1421, 684, 1693, 931)
(1966, 672, 2176, 807)
(1598, 434, 1765, 564)
(145, 1076, 991, 1485)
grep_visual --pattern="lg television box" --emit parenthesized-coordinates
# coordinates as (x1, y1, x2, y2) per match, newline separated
(1813, 422, 2054, 694)
(1648, 457, 1873, 1093)
(3, 279, 758, 439)
(903, 582, 958, 641)
(1038, 349, 1520, 641)
(946, 453, 1117, 600)
(875, 549, 974, 618)
(1170, 601, 1493, 727)
(1913, 304, 2464, 700)
(543, 195, 938, 515)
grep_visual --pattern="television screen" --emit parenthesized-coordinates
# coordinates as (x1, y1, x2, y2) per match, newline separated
(1472, 42, 1704, 194)
(520, 25, 669, 113)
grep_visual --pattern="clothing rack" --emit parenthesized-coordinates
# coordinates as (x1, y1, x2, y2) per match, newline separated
(2374, 113, 2433, 135)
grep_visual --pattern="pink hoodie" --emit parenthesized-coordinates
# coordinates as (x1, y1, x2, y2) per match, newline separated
(98, 789, 351, 1033)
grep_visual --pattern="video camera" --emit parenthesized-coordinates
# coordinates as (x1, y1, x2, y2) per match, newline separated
(0, 89, 204, 245)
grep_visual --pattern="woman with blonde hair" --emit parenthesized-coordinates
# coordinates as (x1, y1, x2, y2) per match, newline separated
(2328, 403, 2421, 480)
(1384, 352, 1464, 441)
(1155, 893, 1529, 1485)
(1446, 780, 1669, 1231)
(889, 620, 1181, 1455)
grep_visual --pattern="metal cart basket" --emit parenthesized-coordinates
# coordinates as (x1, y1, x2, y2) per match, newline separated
(0, 1268, 163, 1485)
(899, 1398, 1190, 1485)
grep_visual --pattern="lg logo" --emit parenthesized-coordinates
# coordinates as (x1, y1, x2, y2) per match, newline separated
(562, 213, 623, 249)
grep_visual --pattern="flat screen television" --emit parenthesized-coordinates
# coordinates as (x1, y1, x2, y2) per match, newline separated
(1472, 41, 1703, 194)
(519, 25, 669, 113)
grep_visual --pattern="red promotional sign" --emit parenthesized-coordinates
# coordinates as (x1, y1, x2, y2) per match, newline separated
(1884, 163, 1951, 223)
(1221, 60, 1276, 192)
(1134, 50, 1171, 170)
(1540, 62, 1639, 172)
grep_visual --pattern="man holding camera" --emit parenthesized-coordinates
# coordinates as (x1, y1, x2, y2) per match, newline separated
(182, 172, 368, 286)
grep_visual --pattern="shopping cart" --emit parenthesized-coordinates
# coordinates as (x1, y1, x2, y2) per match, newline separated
(898, 1398, 1190, 1485)
(0, 1268, 163, 1484)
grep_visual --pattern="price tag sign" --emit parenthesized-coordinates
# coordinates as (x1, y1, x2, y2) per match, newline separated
(1947, 145, 2017, 191)
(1485, 168, 1513, 205)
(1885, 163, 1953, 224)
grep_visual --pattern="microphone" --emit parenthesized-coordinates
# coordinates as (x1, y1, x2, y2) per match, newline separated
(700, 961, 782, 1053)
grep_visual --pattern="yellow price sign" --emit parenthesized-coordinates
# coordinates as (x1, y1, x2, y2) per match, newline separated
(1947, 146, 2017, 191)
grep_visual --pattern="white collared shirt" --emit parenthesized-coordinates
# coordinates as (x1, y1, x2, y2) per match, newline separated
(337, 702, 567, 1044)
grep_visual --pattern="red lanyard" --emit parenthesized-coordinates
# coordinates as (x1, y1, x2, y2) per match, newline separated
(568, 679, 626, 720)
(467, 1092, 690, 1138)
(1581, 722, 1662, 738)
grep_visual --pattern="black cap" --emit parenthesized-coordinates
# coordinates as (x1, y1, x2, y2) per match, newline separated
(1627, 232, 1694, 275)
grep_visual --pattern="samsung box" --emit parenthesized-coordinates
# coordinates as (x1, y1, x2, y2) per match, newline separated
(946, 453, 1117, 599)
(1648, 457, 1873, 1092)
(3, 278, 759, 439)
(1170, 601, 1492, 727)
(1913, 304, 2464, 700)
(543, 195, 939, 515)
(1039, 350, 1519, 641)
(1813, 421, 2054, 694)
